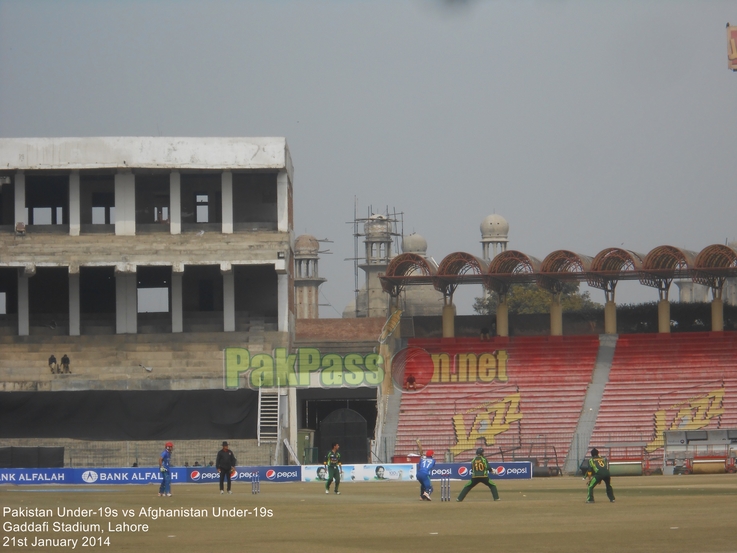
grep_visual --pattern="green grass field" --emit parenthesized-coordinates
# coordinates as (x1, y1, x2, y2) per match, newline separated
(2, 475, 736, 552)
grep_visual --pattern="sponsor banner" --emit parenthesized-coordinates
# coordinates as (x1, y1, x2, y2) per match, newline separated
(187, 466, 300, 483)
(428, 462, 532, 480)
(0, 466, 301, 485)
(302, 464, 416, 482)
(0, 468, 182, 485)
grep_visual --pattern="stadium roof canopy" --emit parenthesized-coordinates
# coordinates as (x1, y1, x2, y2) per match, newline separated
(380, 244, 737, 300)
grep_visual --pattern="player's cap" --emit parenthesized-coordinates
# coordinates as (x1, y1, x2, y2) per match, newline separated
(165, 441, 174, 448)
(476, 448, 484, 455)
(590, 448, 599, 457)
(222, 441, 229, 446)
(426, 450, 434, 457)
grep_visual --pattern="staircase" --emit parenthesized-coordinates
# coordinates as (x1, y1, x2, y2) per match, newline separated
(257, 388, 279, 445)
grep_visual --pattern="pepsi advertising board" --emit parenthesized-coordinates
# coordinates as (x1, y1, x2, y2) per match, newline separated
(429, 461, 532, 480)
(187, 466, 300, 483)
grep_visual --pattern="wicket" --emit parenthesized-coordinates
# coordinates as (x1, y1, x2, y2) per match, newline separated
(440, 476, 451, 501)
(251, 473, 260, 494)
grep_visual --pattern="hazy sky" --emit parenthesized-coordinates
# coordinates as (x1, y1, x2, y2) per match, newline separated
(1, 1, 735, 318)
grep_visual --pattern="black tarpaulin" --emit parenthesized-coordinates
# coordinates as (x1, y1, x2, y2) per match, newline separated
(0, 390, 258, 440)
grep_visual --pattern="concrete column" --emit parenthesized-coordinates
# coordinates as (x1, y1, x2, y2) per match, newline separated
(115, 270, 137, 334)
(711, 297, 724, 332)
(14, 171, 26, 225)
(69, 270, 80, 336)
(114, 172, 136, 236)
(550, 297, 563, 336)
(170, 172, 181, 235)
(171, 269, 183, 333)
(288, 387, 298, 459)
(657, 299, 671, 334)
(69, 171, 81, 236)
(221, 171, 233, 234)
(222, 265, 235, 332)
(17, 271, 29, 336)
(442, 303, 456, 338)
(604, 300, 617, 335)
(496, 301, 509, 337)
(278, 272, 290, 333)
(277, 169, 289, 233)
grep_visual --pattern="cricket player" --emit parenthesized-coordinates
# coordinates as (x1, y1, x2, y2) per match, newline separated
(456, 448, 500, 502)
(158, 441, 174, 497)
(585, 448, 615, 503)
(417, 448, 436, 501)
(324, 442, 342, 495)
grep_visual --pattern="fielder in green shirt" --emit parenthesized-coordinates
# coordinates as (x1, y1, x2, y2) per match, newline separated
(457, 448, 500, 502)
(324, 443, 342, 495)
(585, 448, 615, 503)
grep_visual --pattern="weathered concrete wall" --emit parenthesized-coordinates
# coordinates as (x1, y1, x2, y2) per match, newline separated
(296, 318, 385, 341)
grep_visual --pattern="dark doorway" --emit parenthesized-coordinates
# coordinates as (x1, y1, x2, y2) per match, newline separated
(319, 408, 368, 464)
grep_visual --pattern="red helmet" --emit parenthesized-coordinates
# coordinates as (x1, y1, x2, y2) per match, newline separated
(426, 450, 434, 457)
(165, 442, 174, 448)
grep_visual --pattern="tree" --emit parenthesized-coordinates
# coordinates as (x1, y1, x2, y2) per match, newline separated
(473, 282, 601, 315)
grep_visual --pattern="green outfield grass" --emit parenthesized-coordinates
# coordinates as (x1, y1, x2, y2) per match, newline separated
(2, 475, 736, 553)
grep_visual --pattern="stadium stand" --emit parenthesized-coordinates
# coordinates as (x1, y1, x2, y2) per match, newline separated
(588, 332, 737, 471)
(395, 335, 600, 467)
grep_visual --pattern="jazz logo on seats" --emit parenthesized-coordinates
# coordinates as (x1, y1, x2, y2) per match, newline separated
(450, 393, 523, 457)
(646, 387, 725, 453)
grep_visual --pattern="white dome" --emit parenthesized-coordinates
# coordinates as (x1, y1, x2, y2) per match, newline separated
(364, 214, 391, 238)
(480, 214, 509, 239)
(402, 233, 428, 255)
(294, 234, 320, 255)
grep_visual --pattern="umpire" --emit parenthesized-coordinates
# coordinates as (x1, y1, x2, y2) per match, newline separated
(216, 441, 237, 494)
(457, 448, 500, 502)
(585, 448, 615, 503)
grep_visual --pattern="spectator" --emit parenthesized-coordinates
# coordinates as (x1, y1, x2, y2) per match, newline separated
(60, 354, 71, 374)
(193, 461, 201, 467)
(480, 327, 490, 340)
(48, 354, 58, 374)
(404, 374, 417, 391)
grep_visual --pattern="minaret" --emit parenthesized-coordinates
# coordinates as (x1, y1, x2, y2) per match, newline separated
(480, 214, 509, 261)
(360, 214, 393, 317)
(294, 235, 326, 319)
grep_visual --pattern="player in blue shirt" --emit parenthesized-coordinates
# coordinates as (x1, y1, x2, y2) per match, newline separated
(417, 448, 436, 501)
(158, 442, 173, 497)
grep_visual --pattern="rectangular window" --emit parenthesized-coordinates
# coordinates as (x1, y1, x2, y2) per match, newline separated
(91, 207, 106, 225)
(0, 292, 6, 315)
(33, 207, 52, 225)
(137, 288, 169, 313)
(196, 194, 209, 223)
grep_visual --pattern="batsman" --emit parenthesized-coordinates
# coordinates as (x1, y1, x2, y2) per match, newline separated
(585, 448, 615, 503)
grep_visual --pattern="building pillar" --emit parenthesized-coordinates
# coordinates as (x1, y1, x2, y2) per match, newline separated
(69, 269, 80, 336)
(170, 172, 181, 235)
(17, 269, 30, 336)
(277, 169, 290, 233)
(496, 300, 509, 337)
(222, 263, 235, 332)
(69, 171, 81, 236)
(114, 171, 136, 236)
(278, 272, 290, 333)
(115, 268, 137, 334)
(550, 296, 563, 336)
(604, 300, 617, 335)
(221, 171, 233, 234)
(711, 297, 724, 332)
(171, 267, 183, 333)
(442, 303, 456, 338)
(14, 171, 26, 225)
(657, 299, 671, 334)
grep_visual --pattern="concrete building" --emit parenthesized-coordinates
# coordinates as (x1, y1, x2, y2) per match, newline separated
(0, 137, 294, 338)
(0, 137, 296, 466)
